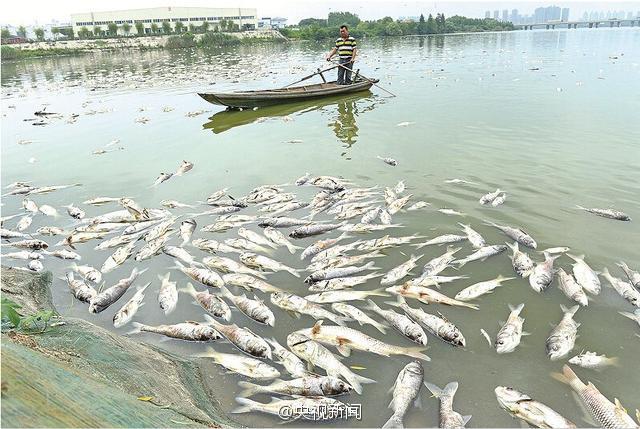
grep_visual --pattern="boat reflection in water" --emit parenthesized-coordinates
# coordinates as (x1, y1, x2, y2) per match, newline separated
(202, 92, 381, 149)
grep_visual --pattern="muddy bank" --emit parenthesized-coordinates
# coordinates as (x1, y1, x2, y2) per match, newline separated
(0, 266, 239, 428)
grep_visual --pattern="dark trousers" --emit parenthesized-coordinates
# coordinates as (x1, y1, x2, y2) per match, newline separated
(337, 58, 353, 85)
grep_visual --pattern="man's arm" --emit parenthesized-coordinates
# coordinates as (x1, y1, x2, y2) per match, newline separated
(350, 47, 357, 63)
(326, 47, 337, 61)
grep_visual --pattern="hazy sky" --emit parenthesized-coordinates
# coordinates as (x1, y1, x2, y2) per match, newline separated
(2, 0, 639, 26)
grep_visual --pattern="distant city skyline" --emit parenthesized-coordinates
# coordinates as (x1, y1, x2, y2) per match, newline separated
(2, 1, 640, 27)
(484, 4, 639, 23)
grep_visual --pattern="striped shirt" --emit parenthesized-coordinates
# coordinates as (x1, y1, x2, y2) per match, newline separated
(335, 36, 356, 59)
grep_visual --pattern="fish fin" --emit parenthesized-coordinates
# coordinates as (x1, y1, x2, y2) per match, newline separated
(231, 397, 257, 414)
(336, 344, 351, 357)
(311, 320, 323, 334)
(366, 298, 382, 312)
(369, 287, 390, 297)
(521, 331, 532, 336)
(462, 415, 472, 425)
(480, 329, 492, 347)
(381, 414, 404, 429)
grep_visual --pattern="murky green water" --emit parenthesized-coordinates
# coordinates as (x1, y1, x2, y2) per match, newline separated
(2, 29, 639, 428)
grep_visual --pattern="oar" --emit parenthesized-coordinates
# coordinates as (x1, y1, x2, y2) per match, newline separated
(283, 65, 339, 88)
(330, 60, 397, 98)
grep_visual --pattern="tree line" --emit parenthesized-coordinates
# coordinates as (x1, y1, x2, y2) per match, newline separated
(281, 11, 515, 40)
(1, 20, 247, 42)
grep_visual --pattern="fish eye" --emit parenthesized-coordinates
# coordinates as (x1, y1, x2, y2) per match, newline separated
(552, 345, 559, 351)
(453, 333, 458, 337)
(498, 340, 504, 345)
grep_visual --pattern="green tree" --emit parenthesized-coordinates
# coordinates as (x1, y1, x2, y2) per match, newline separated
(383, 21, 403, 36)
(92, 26, 102, 37)
(201, 21, 209, 32)
(426, 14, 437, 34)
(328, 11, 361, 28)
(122, 22, 131, 36)
(298, 18, 326, 27)
(435, 13, 446, 33)
(17, 25, 27, 38)
(78, 26, 90, 38)
(150, 23, 159, 34)
(1, 28, 11, 39)
(174, 21, 184, 33)
(161, 21, 171, 34)
(108, 22, 118, 36)
(34, 27, 45, 41)
(417, 13, 427, 34)
(219, 20, 228, 31)
(135, 22, 144, 35)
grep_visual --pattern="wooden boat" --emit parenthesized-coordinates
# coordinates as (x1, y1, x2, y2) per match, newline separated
(198, 78, 377, 109)
(203, 92, 372, 134)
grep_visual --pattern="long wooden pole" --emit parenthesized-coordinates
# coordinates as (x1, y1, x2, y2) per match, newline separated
(330, 60, 397, 97)
(283, 65, 339, 88)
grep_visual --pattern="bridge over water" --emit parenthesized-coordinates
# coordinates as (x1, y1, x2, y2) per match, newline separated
(517, 19, 640, 30)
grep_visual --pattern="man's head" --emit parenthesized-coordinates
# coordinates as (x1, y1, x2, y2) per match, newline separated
(339, 25, 349, 38)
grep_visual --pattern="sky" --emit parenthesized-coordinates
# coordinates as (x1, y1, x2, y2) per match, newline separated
(2, 0, 639, 26)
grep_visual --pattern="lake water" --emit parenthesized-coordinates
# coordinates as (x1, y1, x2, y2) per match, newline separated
(2, 29, 640, 428)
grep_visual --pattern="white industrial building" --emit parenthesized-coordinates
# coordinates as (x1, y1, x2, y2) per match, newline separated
(71, 6, 257, 36)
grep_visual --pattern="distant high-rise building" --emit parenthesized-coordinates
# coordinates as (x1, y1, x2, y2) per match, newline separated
(627, 11, 633, 19)
(502, 9, 508, 21)
(561, 8, 569, 22)
(510, 9, 519, 23)
(485, 10, 490, 19)
(582, 12, 588, 21)
(534, 7, 545, 23)
(493, 10, 499, 19)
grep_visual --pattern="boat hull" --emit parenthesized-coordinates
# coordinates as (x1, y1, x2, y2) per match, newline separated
(198, 79, 376, 109)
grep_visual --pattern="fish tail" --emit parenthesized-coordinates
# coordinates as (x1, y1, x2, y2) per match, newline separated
(616, 261, 630, 270)
(619, 311, 637, 321)
(402, 346, 430, 362)
(424, 380, 458, 399)
(508, 303, 525, 316)
(566, 253, 585, 263)
(137, 282, 151, 293)
(178, 282, 197, 297)
(575, 204, 587, 211)
(287, 267, 301, 278)
(369, 288, 390, 298)
(237, 380, 264, 397)
(346, 371, 376, 395)
(127, 322, 144, 335)
(219, 285, 233, 299)
(231, 397, 258, 414)
(457, 301, 480, 310)
(371, 320, 388, 334)
(382, 414, 404, 429)
(366, 298, 382, 312)
(505, 241, 518, 252)
(202, 314, 221, 328)
(561, 304, 580, 318)
(192, 346, 220, 361)
(551, 364, 585, 392)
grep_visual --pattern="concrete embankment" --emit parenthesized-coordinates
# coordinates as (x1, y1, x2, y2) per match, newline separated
(0, 266, 239, 428)
(11, 30, 286, 52)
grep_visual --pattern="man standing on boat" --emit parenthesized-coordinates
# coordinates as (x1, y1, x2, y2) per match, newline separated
(326, 25, 357, 85)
